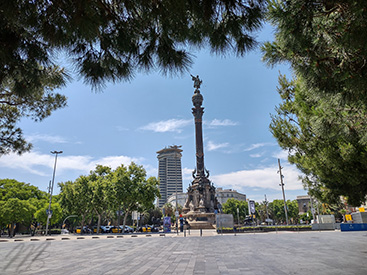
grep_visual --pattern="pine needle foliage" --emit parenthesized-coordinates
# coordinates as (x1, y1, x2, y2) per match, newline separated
(264, 1, 367, 206)
(0, 0, 265, 155)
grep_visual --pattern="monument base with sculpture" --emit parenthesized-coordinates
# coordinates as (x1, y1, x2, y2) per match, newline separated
(182, 75, 219, 229)
(182, 176, 219, 229)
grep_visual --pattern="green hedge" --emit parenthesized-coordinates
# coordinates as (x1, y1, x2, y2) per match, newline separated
(217, 225, 312, 233)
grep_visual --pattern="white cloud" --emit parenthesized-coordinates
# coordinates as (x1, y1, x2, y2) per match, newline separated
(87, 155, 141, 172)
(206, 140, 229, 151)
(116, 126, 129, 132)
(182, 167, 195, 180)
(26, 134, 68, 144)
(211, 165, 303, 192)
(0, 152, 141, 178)
(249, 153, 263, 158)
(144, 165, 158, 178)
(140, 119, 191, 133)
(0, 152, 56, 176)
(272, 150, 289, 161)
(244, 142, 275, 152)
(206, 119, 238, 127)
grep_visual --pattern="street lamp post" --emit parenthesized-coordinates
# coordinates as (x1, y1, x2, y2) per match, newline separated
(236, 207, 240, 226)
(264, 194, 270, 223)
(175, 152, 178, 235)
(45, 150, 63, 235)
(277, 159, 289, 225)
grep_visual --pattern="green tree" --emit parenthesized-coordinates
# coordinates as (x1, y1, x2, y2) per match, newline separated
(263, 0, 367, 101)
(0, 178, 45, 201)
(269, 75, 367, 206)
(269, 199, 299, 224)
(263, 1, 367, 206)
(0, 179, 47, 235)
(34, 201, 63, 228)
(222, 199, 248, 224)
(0, 68, 67, 155)
(58, 177, 94, 230)
(0, 198, 36, 236)
(109, 164, 129, 226)
(114, 163, 160, 231)
(147, 206, 163, 225)
(299, 211, 312, 224)
(1, 0, 265, 155)
(89, 165, 113, 233)
(162, 203, 174, 217)
(287, 200, 300, 224)
(257, 201, 268, 222)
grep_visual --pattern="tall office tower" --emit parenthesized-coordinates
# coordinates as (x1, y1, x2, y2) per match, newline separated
(157, 145, 183, 208)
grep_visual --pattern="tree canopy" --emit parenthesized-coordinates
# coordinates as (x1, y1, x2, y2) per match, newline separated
(222, 198, 248, 222)
(58, 162, 160, 232)
(0, 0, 265, 155)
(0, 179, 49, 235)
(263, 1, 367, 206)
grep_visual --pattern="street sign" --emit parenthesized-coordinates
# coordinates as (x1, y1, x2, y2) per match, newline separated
(249, 200, 256, 214)
(46, 209, 53, 215)
(345, 214, 352, 221)
(175, 211, 179, 217)
(132, 211, 139, 220)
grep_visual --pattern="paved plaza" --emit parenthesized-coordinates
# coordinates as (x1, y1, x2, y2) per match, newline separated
(1, 230, 366, 274)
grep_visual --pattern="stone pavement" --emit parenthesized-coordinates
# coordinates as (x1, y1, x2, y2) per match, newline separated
(1, 230, 366, 274)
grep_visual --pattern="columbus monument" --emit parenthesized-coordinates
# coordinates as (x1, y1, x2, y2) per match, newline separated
(183, 75, 219, 229)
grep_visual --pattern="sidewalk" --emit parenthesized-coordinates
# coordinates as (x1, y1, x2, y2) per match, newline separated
(1, 230, 366, 274)
(0, 229, 219, 243)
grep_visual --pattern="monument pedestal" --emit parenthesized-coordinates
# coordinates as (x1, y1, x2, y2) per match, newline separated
(183, 211, 216, 229)
(182, 75, 219, 230)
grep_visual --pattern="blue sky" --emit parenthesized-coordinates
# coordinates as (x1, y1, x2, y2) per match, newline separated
(0, 25, 307, 203)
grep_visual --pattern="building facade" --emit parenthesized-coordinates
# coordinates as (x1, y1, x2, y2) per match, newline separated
(215, 188, 247, 205)
(167, 192, 188, 208)
(157, 145, 183, 207)
(296, 195, 311, 215)
(166, 188, 247, 208)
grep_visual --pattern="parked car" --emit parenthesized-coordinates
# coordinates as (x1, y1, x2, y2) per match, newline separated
(111, 226, 122, 233)
(61, 229, 69, 234)
(137, 225, 159, 233)
(101, 225, 114, 233)
(75, 226, 92, 234)
(149, 225, 159, 232)
(92, 226, 104, 233)
(243, 216, 254, 226)
(119, 225, 134, 233)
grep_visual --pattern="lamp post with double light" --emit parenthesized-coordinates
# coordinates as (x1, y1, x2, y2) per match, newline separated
(45, 150, 62, 235)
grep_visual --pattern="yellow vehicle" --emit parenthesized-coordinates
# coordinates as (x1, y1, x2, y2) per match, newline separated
(75, 226, 91, 234)
(93, 226, 104, 233)
(111, 227, 122, 233)
(142, 226, 151, 232)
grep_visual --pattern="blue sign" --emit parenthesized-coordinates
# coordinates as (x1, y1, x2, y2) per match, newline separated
(163, 216, 171, 233)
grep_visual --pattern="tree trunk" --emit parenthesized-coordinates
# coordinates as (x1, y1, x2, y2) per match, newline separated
(97, 214, 101, 234)
(10, 222, 15, 237)
(80, 214, 86, 234)
(122, 211, 129, 234)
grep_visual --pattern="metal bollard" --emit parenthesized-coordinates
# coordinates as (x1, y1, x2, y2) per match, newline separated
(200, 229, 202, 236)
(184, 229, 186, 237)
